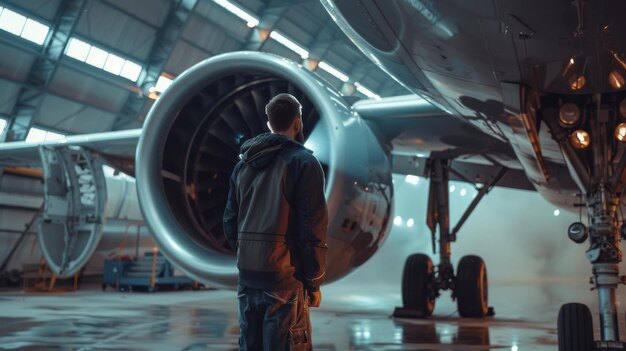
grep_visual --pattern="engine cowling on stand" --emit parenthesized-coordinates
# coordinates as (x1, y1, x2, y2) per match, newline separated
(135, 52, 393, 288)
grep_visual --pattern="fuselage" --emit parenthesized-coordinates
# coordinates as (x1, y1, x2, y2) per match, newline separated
(323, 0, 626, 209)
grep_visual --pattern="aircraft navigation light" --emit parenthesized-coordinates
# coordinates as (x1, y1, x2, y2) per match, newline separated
(620, 99, 626, 118)
(570, 130, 591, 149)
(568, 74, 586, 91)
(615, 123, 626, 142)
(558, 102, 580, 127)
(609, 70, 625, 89)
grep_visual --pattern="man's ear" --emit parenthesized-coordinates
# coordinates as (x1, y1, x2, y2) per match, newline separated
(294, 117, 302, 132)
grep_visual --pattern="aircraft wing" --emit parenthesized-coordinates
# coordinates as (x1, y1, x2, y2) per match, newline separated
(0, 129, 141, 169)
(353, 95, 536, 190)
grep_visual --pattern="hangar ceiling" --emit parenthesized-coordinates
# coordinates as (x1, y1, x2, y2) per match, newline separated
(0, 0, 409, 141)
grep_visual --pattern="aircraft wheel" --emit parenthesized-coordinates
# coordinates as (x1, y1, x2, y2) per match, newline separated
(456, 255, 488, 318)
(402, 253, 435, 317)
(557, 303, 594, 351)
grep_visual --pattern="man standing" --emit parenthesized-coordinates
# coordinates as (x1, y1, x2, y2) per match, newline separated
(223, 93, 328, 351)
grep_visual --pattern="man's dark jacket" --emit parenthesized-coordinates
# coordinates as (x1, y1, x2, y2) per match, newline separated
(223, 132, 328, 292)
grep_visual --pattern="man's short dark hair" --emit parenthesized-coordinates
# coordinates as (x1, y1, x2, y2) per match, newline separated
(265, 93, 302, 132)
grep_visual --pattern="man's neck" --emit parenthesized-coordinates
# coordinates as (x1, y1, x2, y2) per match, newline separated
(274, 131, 295, 140)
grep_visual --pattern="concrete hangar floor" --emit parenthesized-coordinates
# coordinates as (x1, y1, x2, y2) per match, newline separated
(0, 279, 611, 350)
(0, 181, 614, 350)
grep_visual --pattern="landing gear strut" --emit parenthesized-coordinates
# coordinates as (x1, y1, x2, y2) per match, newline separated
(394, 158, 504, 318)
(559, 185, 626, 350)
(536, 85, 626, 349)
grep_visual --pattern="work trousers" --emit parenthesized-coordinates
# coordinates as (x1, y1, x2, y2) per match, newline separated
(237, 284, 312, 351)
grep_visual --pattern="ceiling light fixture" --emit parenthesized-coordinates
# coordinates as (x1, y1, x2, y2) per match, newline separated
(354, 82, 381, 100)
(213, 0, 259, 28)
(269, 31, 309, 59)
(318, 61, 349, 82)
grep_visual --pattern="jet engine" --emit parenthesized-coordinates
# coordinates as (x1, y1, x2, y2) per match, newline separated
(136, 52, 393, 288)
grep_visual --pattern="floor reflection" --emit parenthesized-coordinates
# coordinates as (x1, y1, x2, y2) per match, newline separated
(0, 282, 593, 350)
(394, 321, 490, 347)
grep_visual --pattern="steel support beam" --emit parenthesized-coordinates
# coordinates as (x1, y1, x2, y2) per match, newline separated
(0, 75, 136, 123)
(240, 0, 291, 52)
(113, 0, 198, 131)
(2, 0, 86, 142)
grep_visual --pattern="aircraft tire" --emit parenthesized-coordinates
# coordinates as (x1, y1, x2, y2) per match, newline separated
(402, 253, 435, 317)
(557, 303, 594, 351)
(456, 255, 488, 317)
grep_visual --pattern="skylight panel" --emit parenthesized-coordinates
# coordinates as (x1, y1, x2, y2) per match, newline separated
(85, 46, 108, 69)
(25, 127, 65, 143)
(66, 38, 91, 61)
(103, 53, 125, 75)
(20, 18, 48, 45)
(120, 60, 142, 82)
(269, 31, 309, 59)
(213, 0, 259, 27)
(155, 75, 173, 93)
(318, 61, 349, 82)
(45, 130, 65, 141)
(25, 127, 47, 143)
(65, 37, 144, 82)
(0, 8, 26, 36)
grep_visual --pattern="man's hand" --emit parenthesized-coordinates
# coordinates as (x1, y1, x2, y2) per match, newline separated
(307, 288, 321, 308)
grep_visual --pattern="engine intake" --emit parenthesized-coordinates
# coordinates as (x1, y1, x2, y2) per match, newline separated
(136, 52, 393, 288)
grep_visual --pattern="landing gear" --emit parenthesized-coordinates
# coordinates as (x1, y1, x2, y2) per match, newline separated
(558, 303, 594, 351)
(558, 186, 626, 350)
(456, 255, 488, 318)
(395, 158, 504, 318)
(401, 253, 435, 316)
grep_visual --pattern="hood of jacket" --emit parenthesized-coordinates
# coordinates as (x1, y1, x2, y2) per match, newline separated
(240, 133, 303, 168)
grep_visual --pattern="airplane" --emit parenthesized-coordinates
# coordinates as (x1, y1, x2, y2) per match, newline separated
(0, 1, 619, 350)
(0, 51, 518, 315)
(321, 0, 626, 349)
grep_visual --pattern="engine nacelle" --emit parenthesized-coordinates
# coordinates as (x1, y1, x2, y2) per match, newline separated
(136, 52, 393, 288)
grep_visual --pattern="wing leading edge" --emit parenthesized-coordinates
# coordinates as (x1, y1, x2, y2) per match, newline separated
(353, 95, 534, 190)
(0, 129, 142, 167)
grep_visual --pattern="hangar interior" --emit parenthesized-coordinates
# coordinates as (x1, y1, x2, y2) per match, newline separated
(0, 0, 407, 277)
(0, 0, 620, 350)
